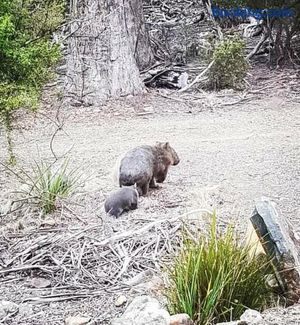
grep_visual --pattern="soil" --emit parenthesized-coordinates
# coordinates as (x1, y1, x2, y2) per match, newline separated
(0, 67, 299, 324)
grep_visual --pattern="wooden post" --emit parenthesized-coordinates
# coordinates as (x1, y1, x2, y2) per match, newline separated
(250, 198, 300, 305)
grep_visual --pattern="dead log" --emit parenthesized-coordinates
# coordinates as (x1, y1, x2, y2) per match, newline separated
(142, 65, 189, 89)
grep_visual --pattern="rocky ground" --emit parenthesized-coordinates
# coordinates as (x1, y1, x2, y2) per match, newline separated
(0, 67, 299, 324)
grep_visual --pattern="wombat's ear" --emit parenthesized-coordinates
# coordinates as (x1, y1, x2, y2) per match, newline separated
(164, 142, 170, 149)
(133, 183, 137, 189)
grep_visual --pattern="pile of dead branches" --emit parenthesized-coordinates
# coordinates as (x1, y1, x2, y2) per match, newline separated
(143, 0, 213, 64)
(0, 212, 213, 304)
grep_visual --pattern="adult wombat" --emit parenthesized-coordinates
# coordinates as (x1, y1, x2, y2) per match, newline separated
(104, 185, 139, 218)
(115, 142, 180, 196)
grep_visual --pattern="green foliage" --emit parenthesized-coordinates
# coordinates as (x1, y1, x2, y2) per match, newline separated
(0, 0, 65, 163)
(166, 214, 276, 325)
(31, 160, 81, 214)
(19, 159, 82, 214)
(209, 38, 249, 90)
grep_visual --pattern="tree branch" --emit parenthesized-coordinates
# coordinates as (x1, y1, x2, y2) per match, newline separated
(178, 60, 214, 93)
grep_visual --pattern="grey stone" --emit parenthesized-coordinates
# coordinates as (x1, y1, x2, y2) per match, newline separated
(0, 300, 19, 319)
(169, 313, 193, 325)
(111, 295, 170, 325)
(18, 303, 34, 317)
(133, 276, 164, 294)
(0, 200, 13, 216)
(41, 217, 56, 227)
(29, 277, 51, 288)
(240, 309, 263, 324)
(115, 295, 127, 307)
(124, 270, 152, 286)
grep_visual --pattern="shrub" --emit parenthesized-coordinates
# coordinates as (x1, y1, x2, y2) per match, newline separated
(166, 214, 276, 325)
(0, 0, 65, 163)
(209, 38, 249, 90)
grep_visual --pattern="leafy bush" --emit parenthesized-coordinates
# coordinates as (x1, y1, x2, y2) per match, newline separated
(166, 214, 276, 325)
(209, 38, 249, 90)
(0, 0, 65, 163)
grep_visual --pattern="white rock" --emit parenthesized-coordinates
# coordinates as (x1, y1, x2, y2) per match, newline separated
(133, 275, 164, 293)
(124, 270, 152, 286)
(169, 313, 193, 325)
(240, 309, 263, 324)
(0, 200, 13, 215)
(41, 217, 56, 227)
(30, 277, 51, 288)
(18, 303, 34, 317)
(111, 295, 170, 325)
(64, 316, 91, 325)
(115, 295, 127, 307)
(178, 72, 189, 89)
(0, 300, 19, 319)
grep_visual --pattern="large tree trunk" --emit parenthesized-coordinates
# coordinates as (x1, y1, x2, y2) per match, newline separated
(126, 0, 154, 71)
(64, 0, 152, 106)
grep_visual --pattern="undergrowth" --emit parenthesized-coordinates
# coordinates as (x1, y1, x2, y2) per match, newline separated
(209, 37, 249, 90)
(0, 0, 65, 163)
(166, 214, 277, 325)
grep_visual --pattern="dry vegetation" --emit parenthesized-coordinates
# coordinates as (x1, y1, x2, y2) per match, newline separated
(0, 65, 299, 324)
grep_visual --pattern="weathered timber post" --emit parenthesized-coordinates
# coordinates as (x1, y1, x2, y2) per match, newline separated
(250, 198, 300, 305)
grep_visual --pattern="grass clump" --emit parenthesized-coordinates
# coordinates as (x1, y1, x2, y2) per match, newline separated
(15, 159, 82, 214)
(31, 160, 81, 214)
(166, 214, 276, 325)
(209, 38, 249, 90)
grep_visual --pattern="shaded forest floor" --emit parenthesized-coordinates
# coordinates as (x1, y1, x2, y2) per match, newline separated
(0, 66, 299, 324)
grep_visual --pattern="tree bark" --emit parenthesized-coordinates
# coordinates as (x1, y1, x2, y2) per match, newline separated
(65, 0, 151, 106)
(126, 0, 154, 71)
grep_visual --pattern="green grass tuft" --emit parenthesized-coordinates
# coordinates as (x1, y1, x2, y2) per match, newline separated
(166, 213, 276, 325)
(16, 158, 83, 214)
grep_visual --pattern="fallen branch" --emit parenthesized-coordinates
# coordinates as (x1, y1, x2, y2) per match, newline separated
(0, 264, 56, 275)
(247, 25, 269, 60)
(24, 291, 103, 303)
(221, 96, 258, 107)
(95, 216, 181, 247)
(4, 240, 52, 267)
(178, 61, 214, 93)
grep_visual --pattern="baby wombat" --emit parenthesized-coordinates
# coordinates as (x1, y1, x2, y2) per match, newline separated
(117, 142, 180, 196)
(104, 185, 139, 218)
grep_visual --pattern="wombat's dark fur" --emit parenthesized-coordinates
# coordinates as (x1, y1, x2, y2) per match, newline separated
(104, 185, 139, 218)
(118, 142, 180, 196)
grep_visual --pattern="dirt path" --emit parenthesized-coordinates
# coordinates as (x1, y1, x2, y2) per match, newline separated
(0, 90, 299, 324)
(2, 93, 299, 223)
